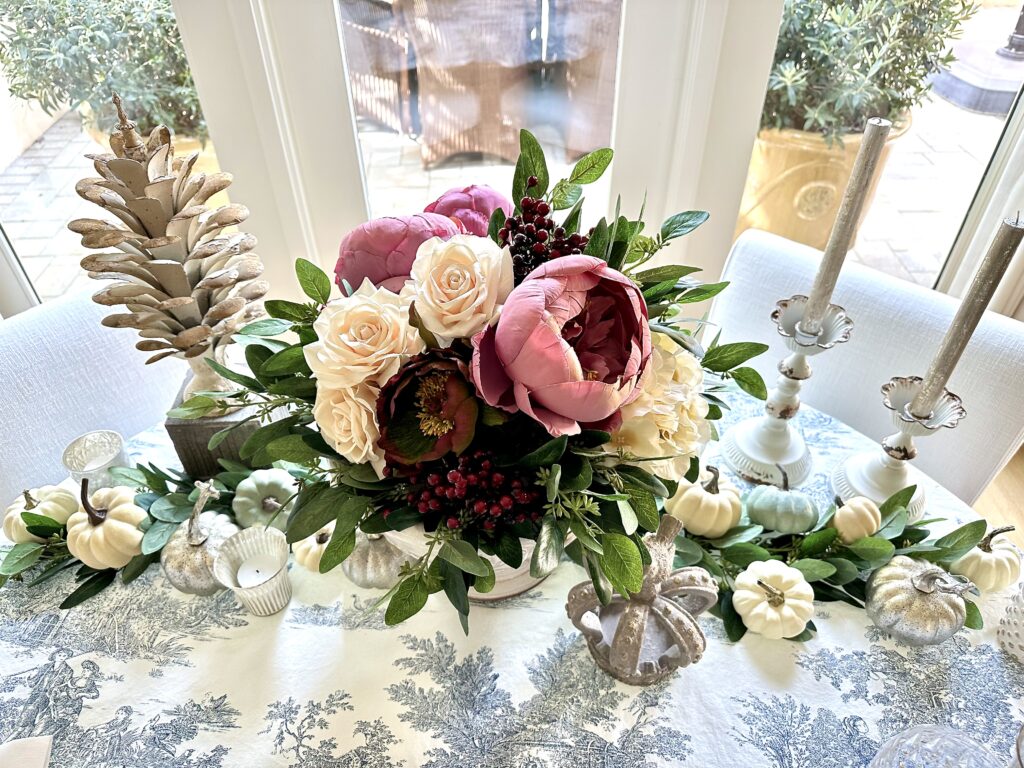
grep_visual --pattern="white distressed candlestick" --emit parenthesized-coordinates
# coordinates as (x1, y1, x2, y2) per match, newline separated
(910, 216, 1024, 418)
(800, 117, 891, 336)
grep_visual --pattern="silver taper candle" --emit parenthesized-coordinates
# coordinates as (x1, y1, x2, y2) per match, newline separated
(910, 215, 1024, 418)
(799, 117, 892, 336)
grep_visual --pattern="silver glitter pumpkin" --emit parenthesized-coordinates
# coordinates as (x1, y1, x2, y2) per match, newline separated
(566, 515, 719, 686)
(866, 555, 974, 646)
(161, 482, 239, 596)
(342, 532, 409, 589)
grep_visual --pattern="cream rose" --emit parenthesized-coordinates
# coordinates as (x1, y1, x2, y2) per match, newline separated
(410, 234, 513, 341)
(304, 279, 424, 389)
(313, 383, 386, 478)
(607, 334, 710, 479)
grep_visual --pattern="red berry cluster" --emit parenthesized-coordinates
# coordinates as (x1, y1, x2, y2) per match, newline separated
(395, 450, 542, 534)
(499, 176, 589, 284)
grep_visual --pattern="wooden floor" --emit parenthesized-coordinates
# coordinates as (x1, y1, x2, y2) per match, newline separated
(975, 448, 1024, 549)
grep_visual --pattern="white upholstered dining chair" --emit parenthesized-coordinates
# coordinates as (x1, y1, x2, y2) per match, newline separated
(708, 229, 1024, 505)
(0, 291, 186, 500)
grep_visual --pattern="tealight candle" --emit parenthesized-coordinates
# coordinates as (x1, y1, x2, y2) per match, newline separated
(236, 553, 281, 589)
(62, 430, 127, 490)
(213, 527, 292, 616)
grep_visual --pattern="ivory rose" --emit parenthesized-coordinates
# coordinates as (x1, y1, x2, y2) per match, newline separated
(410, 234, 514, 341)
(335, 213, 464, 293)
(471, 255, 651, 437)
(424, 185, 512, 237)
(607, 333, 710, 478)
(313, 383, 386, 478)
(304, 279, 424, 390)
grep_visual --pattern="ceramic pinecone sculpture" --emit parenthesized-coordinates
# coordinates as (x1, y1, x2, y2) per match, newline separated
(68, 95, 267, 397)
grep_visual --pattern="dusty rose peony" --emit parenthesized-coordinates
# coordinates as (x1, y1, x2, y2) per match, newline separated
(335, 213, 464, 293)
(424, 185, 512, 237)
(471, 255, 651, 437)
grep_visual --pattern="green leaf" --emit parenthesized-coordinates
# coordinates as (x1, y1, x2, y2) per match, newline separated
(575, 429, 612, 447)
(473, 559, 496, 594)
(616, 465, 669, 498)
(20, 512, 63, 539)
(558, 452, 593, 493)
(261, 346, 312, 377)
(701, 342, 770, 373)
(148, 494, 193, 523)
(440, 558, 470, 618)
(141, 520, 178, 555)
(530, 517, 564, 578)
(167, 395, 219, 420)
(624, 487, 660, 532)
(600, 533, 644, 594)
(205, 358, 263, 391)
(239, 415, 299, 465)
(562, 194, 585, 235)
(0, 542, 44, 575)
(616, 499, 639, 536)
(439, 540, 489, 578)
(515, 436, 567, 467)
(487, 207, 507, 244)
(879, 485, 917, 519)
(929, 519, 988, 563)
(295, 257, 332, 303)
(660, 210, 709, 241)
(718, 590, 748, 642)
(964, 599, 983, 630)
(799, 527, 838, 557)
(238, 318, 293, 337)
(385, 576, 429, 625)
(676, 282, 730, 305)
(721, 542, 773, 567)
(550, 180, 582, 210)
(109, 467, 149, 487)
(569, 147, 613, 184)
(583, 218, 609, 259)
(121, 552, 159, 584)
(545, 463, 562, 503)
(318, 525, 357, 573)
(512, 128, 549, 203)
(846, 536, 896, 565)
(60, 569, 117, 609)
(26, 557, 77, 587)
(633, 265, 702, 286)
(674, 537, 704, 567)
(264, 434, 325, 464)
(568, 518, 604, 554)
(264, 299, 310, 322)
(791, 558, 837, 582)
(286, 485, 349, 543)
(267, 377, 318, 399)
(708, 524, 764, 549)
(731, 367, 768, 400)
(495, 530, 523, 569)
(877, 508, 908, 541)
(824, 557, 861, 585)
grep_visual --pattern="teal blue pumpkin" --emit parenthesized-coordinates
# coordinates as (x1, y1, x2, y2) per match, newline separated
(745, 466, 818, 534)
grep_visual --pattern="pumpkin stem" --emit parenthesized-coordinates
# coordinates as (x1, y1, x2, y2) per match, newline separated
(775, 464, 789, 491)
(21, 490, 38, 510)
(912, 569, 974, 596)
(702, 466, 721, 495)
(262, 497, 282, 514)
(980, 526, 1015, 552)
(834, 495, 844, 509)
(187, 480, 219, 547)
(79, 479, 107, 527)
(315, 530, 331, 545)
(756, 579, 786, 607)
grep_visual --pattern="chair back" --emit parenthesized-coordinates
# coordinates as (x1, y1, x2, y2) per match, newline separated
(708, 229, 1024, 504)
(0, 292, 186, 500)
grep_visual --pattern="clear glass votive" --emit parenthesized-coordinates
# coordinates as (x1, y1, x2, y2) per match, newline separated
(61, 430, 127, 490)
(213, 527, 292, 616)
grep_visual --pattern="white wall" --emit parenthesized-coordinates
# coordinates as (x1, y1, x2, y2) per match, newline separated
(0, 73, 66, 172)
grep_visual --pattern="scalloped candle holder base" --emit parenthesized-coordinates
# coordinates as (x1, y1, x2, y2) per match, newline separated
(719, 416, 812, 486)
(831, 452, 927, 521)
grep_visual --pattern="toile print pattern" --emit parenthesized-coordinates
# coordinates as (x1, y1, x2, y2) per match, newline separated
(2, 403, 1021, 766)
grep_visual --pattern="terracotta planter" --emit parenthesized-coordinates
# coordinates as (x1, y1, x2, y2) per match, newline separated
(735, 116, 910, 250)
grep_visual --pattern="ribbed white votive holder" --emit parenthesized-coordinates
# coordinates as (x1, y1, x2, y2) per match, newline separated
(213, 527, 292, 616)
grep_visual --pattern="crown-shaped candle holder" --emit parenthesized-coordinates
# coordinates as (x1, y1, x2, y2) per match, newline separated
(719, 294, 853, 486)
(831, 376, 966, 520)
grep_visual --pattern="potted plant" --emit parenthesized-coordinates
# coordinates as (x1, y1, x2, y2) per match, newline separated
(0, 0, 214, 171)
(736, 0, 975, 250)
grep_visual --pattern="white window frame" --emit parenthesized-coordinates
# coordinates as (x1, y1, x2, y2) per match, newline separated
(0, 226, 38, 318)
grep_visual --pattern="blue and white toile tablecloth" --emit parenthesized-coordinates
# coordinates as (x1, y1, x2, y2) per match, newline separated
(1, 396, 1021, 767)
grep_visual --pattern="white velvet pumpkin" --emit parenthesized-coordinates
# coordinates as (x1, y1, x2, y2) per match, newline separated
(950, 526, 1021, 592)
(66, 485, 146, 570)
(732, 559, 815, 639)
(832, 496, 881, 544)
(666, 466, 741, 538)
(294, 522, 335, 572)
(3, 486, 79, 544)
(232, 469, 296, 530)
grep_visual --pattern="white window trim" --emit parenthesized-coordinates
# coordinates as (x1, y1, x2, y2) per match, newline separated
(0, 226, 38, 318)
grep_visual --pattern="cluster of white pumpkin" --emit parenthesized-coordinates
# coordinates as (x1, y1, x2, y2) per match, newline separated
(663, 463, 1023, 641)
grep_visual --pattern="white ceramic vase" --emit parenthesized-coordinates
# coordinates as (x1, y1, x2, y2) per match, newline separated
(382, 524, 544, 601)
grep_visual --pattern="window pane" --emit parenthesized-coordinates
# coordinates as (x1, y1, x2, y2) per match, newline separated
(736, 1, 1024, 288)
(0, 0, 218, 302)
(338, 0, 623, 218)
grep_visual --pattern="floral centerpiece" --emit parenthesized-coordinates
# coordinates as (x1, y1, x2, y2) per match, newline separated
(169, 131, 769, 626)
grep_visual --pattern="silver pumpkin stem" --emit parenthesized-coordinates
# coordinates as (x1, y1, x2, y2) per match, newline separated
(757, 579, 786, 607)
(187, 480, 221, 546)
(912, 569, 974, 596)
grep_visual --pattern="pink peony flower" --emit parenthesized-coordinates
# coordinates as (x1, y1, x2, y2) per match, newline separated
(424, 185, 512, 237)
(336, 213, 465, 293)
(471, 255, 651, 437)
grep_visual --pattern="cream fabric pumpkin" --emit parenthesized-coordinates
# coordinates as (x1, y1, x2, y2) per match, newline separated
(666, 466, 741, 538)
(832, 496, 881, 544)
(950, 526, 1021, 592)
(66, 484, 146, 570)
(294, 522, 335, 572)
(732, 559, 815, 639)
(3, 486, 79, 544)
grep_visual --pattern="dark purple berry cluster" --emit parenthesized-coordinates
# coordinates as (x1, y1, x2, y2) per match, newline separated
(392, 450, 542, 534)
(499, 176, 588, 284)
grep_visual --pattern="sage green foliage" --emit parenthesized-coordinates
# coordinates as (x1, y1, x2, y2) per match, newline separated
(0, 0, 206, 139)
(762, 0, 975, 142)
